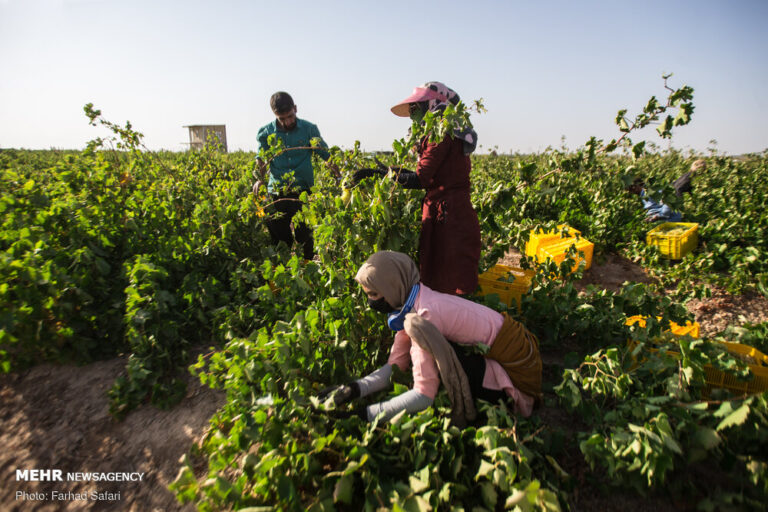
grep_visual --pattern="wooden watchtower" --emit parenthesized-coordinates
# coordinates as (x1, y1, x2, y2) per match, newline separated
(184, 125, 227, 152)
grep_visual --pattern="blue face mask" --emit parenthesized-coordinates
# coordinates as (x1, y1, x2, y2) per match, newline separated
(387, 284, 420, 331)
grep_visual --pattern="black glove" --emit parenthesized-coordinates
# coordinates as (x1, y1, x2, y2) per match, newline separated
(316, 382, 361, 406)
(392, 168, 422, 189)
(352, 168, 386, 185)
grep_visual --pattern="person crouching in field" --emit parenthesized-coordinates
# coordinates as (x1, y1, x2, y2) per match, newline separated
(626, 159, 706, 223)
(316, 251, 542, 427)
(626, 178, 683, 223)
(672, 158, 707, 198)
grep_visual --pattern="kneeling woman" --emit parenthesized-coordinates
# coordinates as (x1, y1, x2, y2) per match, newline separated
(318, 251, 542, 426)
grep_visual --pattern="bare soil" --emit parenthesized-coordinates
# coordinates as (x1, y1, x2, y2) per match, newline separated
(1, 358, 225, 512)
(499, 249, 658, 293)
(686, 287, 768, 338)
(2, 250, 766, 511)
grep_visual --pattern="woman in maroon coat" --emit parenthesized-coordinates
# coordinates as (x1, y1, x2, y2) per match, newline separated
(390, 82, 481, 296)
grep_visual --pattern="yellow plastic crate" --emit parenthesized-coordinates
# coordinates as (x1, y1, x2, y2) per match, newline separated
(525, 224, 581, 257)
(477, 265, 535, 308)
(704, 342, 768, 395)
(627, 322, 768, 395)
(625, 315, 701, 338)
(646, 222, 699, 259)
(482, 264, 533, 280)
(536, 236, 594, 272)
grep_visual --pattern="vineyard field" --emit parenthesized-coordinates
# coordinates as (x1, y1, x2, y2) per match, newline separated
(2, 97, 768, 511)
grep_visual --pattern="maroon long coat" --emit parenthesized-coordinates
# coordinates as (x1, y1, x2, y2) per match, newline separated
(415, 135, 481, 295)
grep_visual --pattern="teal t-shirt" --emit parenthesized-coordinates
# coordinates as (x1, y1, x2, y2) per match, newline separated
(256, 118, 330, 193)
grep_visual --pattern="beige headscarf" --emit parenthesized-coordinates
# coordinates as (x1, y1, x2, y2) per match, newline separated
(355, 251, 420, 308)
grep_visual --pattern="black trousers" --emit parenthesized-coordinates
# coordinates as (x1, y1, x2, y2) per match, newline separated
(450, 342, 508, 404)
(265, 192, 314, 260)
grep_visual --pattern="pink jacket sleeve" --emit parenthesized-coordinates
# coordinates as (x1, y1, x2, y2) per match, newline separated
(387, 330, 441, 399)
(387, 330, 412, 371)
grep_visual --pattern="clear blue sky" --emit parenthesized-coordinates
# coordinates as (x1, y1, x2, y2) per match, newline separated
(1, 0, 766, 155)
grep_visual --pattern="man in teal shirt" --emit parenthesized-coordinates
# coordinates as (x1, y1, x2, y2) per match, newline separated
(255, 92, 332, 259)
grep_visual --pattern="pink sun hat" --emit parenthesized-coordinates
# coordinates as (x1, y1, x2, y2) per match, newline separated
(390, 85, 447, 117)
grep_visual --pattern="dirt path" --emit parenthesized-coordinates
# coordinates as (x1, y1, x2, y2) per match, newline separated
(1, 358, 225, 512)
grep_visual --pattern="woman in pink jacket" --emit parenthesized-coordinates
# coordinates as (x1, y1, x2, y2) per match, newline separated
(317, 251, 542, 426)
